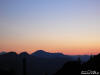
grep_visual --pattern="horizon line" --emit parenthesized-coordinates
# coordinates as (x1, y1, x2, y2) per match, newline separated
(0, 50, 99, 56)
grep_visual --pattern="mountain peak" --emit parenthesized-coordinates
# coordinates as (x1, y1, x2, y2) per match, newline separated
(33, 50, 47, 54)
(32, 50, 66, 58)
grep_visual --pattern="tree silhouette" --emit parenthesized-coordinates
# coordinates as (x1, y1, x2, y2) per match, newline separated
(54, 54, 100, 75)
(23, 57, 26, 75)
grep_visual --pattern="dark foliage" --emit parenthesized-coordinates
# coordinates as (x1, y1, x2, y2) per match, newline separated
(54, 54, 100, 75)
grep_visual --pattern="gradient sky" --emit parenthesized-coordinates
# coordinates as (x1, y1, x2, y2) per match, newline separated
(0, 0, 100, 55)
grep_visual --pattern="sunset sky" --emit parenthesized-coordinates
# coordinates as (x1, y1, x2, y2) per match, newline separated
(0, 0, 100, 55)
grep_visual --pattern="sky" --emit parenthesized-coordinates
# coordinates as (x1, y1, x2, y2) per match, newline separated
(0, 0, 100, 55)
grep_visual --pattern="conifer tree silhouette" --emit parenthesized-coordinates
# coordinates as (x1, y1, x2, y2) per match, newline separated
(23, 57, 26, 75)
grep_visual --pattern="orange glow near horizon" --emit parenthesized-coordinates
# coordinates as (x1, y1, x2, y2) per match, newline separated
(0, 48, 100, 55)
(0, 0, 100, 55)
(0, 35, 100, 55)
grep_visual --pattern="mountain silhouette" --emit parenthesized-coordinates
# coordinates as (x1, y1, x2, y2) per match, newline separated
(30, 50, 73, 75)
(0, 50, 91, 75)
(32, 50, 68, 58)
(32, 50, 90, 62)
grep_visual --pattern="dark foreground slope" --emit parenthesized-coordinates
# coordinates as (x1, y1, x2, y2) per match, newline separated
(54, 54, 100, 75)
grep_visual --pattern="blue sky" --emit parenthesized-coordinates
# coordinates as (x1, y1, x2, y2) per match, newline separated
(0, 0, 100, 54)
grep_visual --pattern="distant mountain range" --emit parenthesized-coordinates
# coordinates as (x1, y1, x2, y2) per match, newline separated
(0, 50, 90, 75)
(0, 50, 90, 61)
(32, 50, 70, 58)
(32, 50, 90, 62)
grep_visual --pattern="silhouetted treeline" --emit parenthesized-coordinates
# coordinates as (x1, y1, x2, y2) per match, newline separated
(54, 54, 100, 75)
